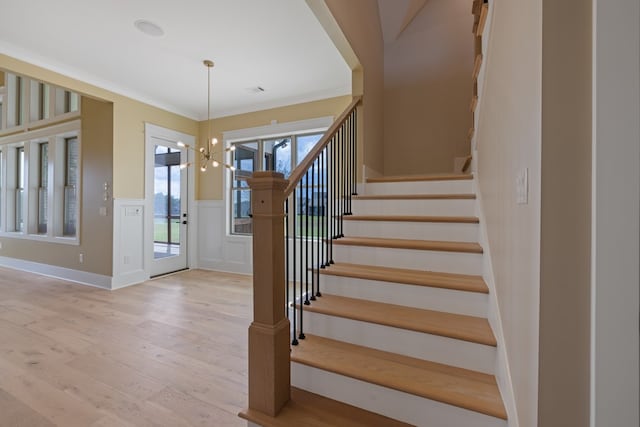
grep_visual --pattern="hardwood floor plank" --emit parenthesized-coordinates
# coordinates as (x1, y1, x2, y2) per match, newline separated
(148, 386, 245, 427)
(66, 352, 167, 400)
(0, 359, 102, 426)
(0, 388, 55, 427)
(0, 269, 253, 426)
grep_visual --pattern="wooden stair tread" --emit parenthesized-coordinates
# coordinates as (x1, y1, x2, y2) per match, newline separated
(319, 262, 489, 293)
(333, 236, 483, 254)
(366, 173, 473, 183)
(239, 387, 411, 427)
(354, 193, 476, 200)
(291, 335, 507, 420)
(343, 215, 479, 224)
(299, 294, 496, 346)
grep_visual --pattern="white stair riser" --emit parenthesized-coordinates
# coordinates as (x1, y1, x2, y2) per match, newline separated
(319, 275, 489, 317)
(343, 220, 479, 242)
(352, 199, 475, 216)
(297, 310, 495, 374)
(291, 364, 507, 427)
(331, 245, 483, 275)
(361, 180, 474, 196)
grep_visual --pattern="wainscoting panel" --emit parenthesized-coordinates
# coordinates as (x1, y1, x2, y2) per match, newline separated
(112, 199, 147, 289)
(197, 200, 252, 275)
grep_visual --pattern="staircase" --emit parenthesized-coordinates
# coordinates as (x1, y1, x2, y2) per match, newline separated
(286, 173, 507, 426)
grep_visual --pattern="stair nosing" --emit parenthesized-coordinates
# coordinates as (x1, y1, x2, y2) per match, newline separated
(332, 236, 483, 254)
(317, 262, 489, 294)
(354, 193, 476, 200)
(342, 215, 479, 224)
(366, 174, 473, 183)
(291, 335, 507, 420)
(296, 294, 496, 346)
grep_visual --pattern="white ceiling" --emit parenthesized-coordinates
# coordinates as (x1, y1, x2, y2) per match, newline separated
(0, 0, 352, 120)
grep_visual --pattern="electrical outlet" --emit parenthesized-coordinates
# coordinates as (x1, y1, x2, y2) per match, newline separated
(516, 168, 529, 204)
(79, 253, 84, 264)
(123, 255, 130, 265)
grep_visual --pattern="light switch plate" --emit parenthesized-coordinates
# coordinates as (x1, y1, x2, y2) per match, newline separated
(516, 168, 528, 204)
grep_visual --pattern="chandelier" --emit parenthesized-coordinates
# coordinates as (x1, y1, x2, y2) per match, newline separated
(179, 60, 235, 171)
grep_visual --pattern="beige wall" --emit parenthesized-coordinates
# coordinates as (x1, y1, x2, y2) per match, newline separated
(325, 0, 385, 175)
(538, 1, 592, 426)
(383, 0, 473, 175)
(0, 54, 199, 199)
(474, 1, 542, 426)
(0, 97, 114, 276)
(197, 95, 352, 200)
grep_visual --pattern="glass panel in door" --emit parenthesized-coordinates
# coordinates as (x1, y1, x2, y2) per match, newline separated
(153, 145, 183, 260)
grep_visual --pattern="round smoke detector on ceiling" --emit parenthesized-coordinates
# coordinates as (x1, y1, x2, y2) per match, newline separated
(134, 20, 165, 37)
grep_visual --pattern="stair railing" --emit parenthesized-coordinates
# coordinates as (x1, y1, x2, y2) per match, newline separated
(246, 95, 362, 416)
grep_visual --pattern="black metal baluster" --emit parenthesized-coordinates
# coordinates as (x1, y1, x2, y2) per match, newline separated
(304, 172, 310, 306)
(345, 116, 353, 215)
(310, 161, 316, 302)
(331, 138, 337, 263)
(339, 125, 346, 237)
(313, 157, 322, 300)
(320, 150, 326, 269)
(285, 199, 289, 319)
(352, 110, 358, 197)
(291, 194, 298, 346)
(297, 186, 305, 340)
(345, 121, 350, 216)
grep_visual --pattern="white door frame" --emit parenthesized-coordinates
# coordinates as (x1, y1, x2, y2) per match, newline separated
(144, 123, 196, 277)
(591, 1, 640, 425)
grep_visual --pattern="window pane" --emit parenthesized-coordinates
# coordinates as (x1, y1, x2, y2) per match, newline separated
(233, 143, 258, 173)
(30, 81, 50, 122)
(16, 147, 24, 232)
(232, 189, 252, 234)
(264, 138, 292, 177)
(15, 76, 23, 126)
(55, 89, 79, 115)
(38, 142, 48, 234)
(169, 164, 181, 245)
(296, 134, 322, 166)
(63, 137, 79, 236)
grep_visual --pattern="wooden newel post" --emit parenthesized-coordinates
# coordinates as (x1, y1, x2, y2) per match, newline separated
(246, 171, 290, 416)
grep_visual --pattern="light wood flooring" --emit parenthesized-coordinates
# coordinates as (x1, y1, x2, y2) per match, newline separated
(0, 267, 252, 427)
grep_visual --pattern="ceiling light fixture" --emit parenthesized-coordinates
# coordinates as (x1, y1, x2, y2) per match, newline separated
(134, 20, 165, 37)
(179, 60, 235, 172)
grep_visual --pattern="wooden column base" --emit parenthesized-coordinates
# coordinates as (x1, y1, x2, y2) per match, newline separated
(248, 318, 291, 416)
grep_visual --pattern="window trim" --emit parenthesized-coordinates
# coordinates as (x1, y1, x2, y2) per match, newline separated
(0, 119, 81, 245)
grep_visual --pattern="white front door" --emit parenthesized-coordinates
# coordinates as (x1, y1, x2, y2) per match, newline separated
(145, 124, 194, 277)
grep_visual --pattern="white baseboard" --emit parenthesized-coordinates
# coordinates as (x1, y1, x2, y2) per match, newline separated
(111, 269, 148, 290)
(198, 257, 252, 276)
(0, 255, 112, 289)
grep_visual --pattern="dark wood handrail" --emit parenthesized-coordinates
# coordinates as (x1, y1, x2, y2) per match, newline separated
(284, 96, 362, 196)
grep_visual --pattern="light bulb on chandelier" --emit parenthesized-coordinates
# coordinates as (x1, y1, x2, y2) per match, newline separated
(179, 60, 234, 171)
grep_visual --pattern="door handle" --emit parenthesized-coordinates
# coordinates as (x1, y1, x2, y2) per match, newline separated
(182, 221, 188, 225)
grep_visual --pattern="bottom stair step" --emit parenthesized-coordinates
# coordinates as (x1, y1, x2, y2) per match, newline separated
(291, 335, 507, 422)
(238, 387, 411, 427)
